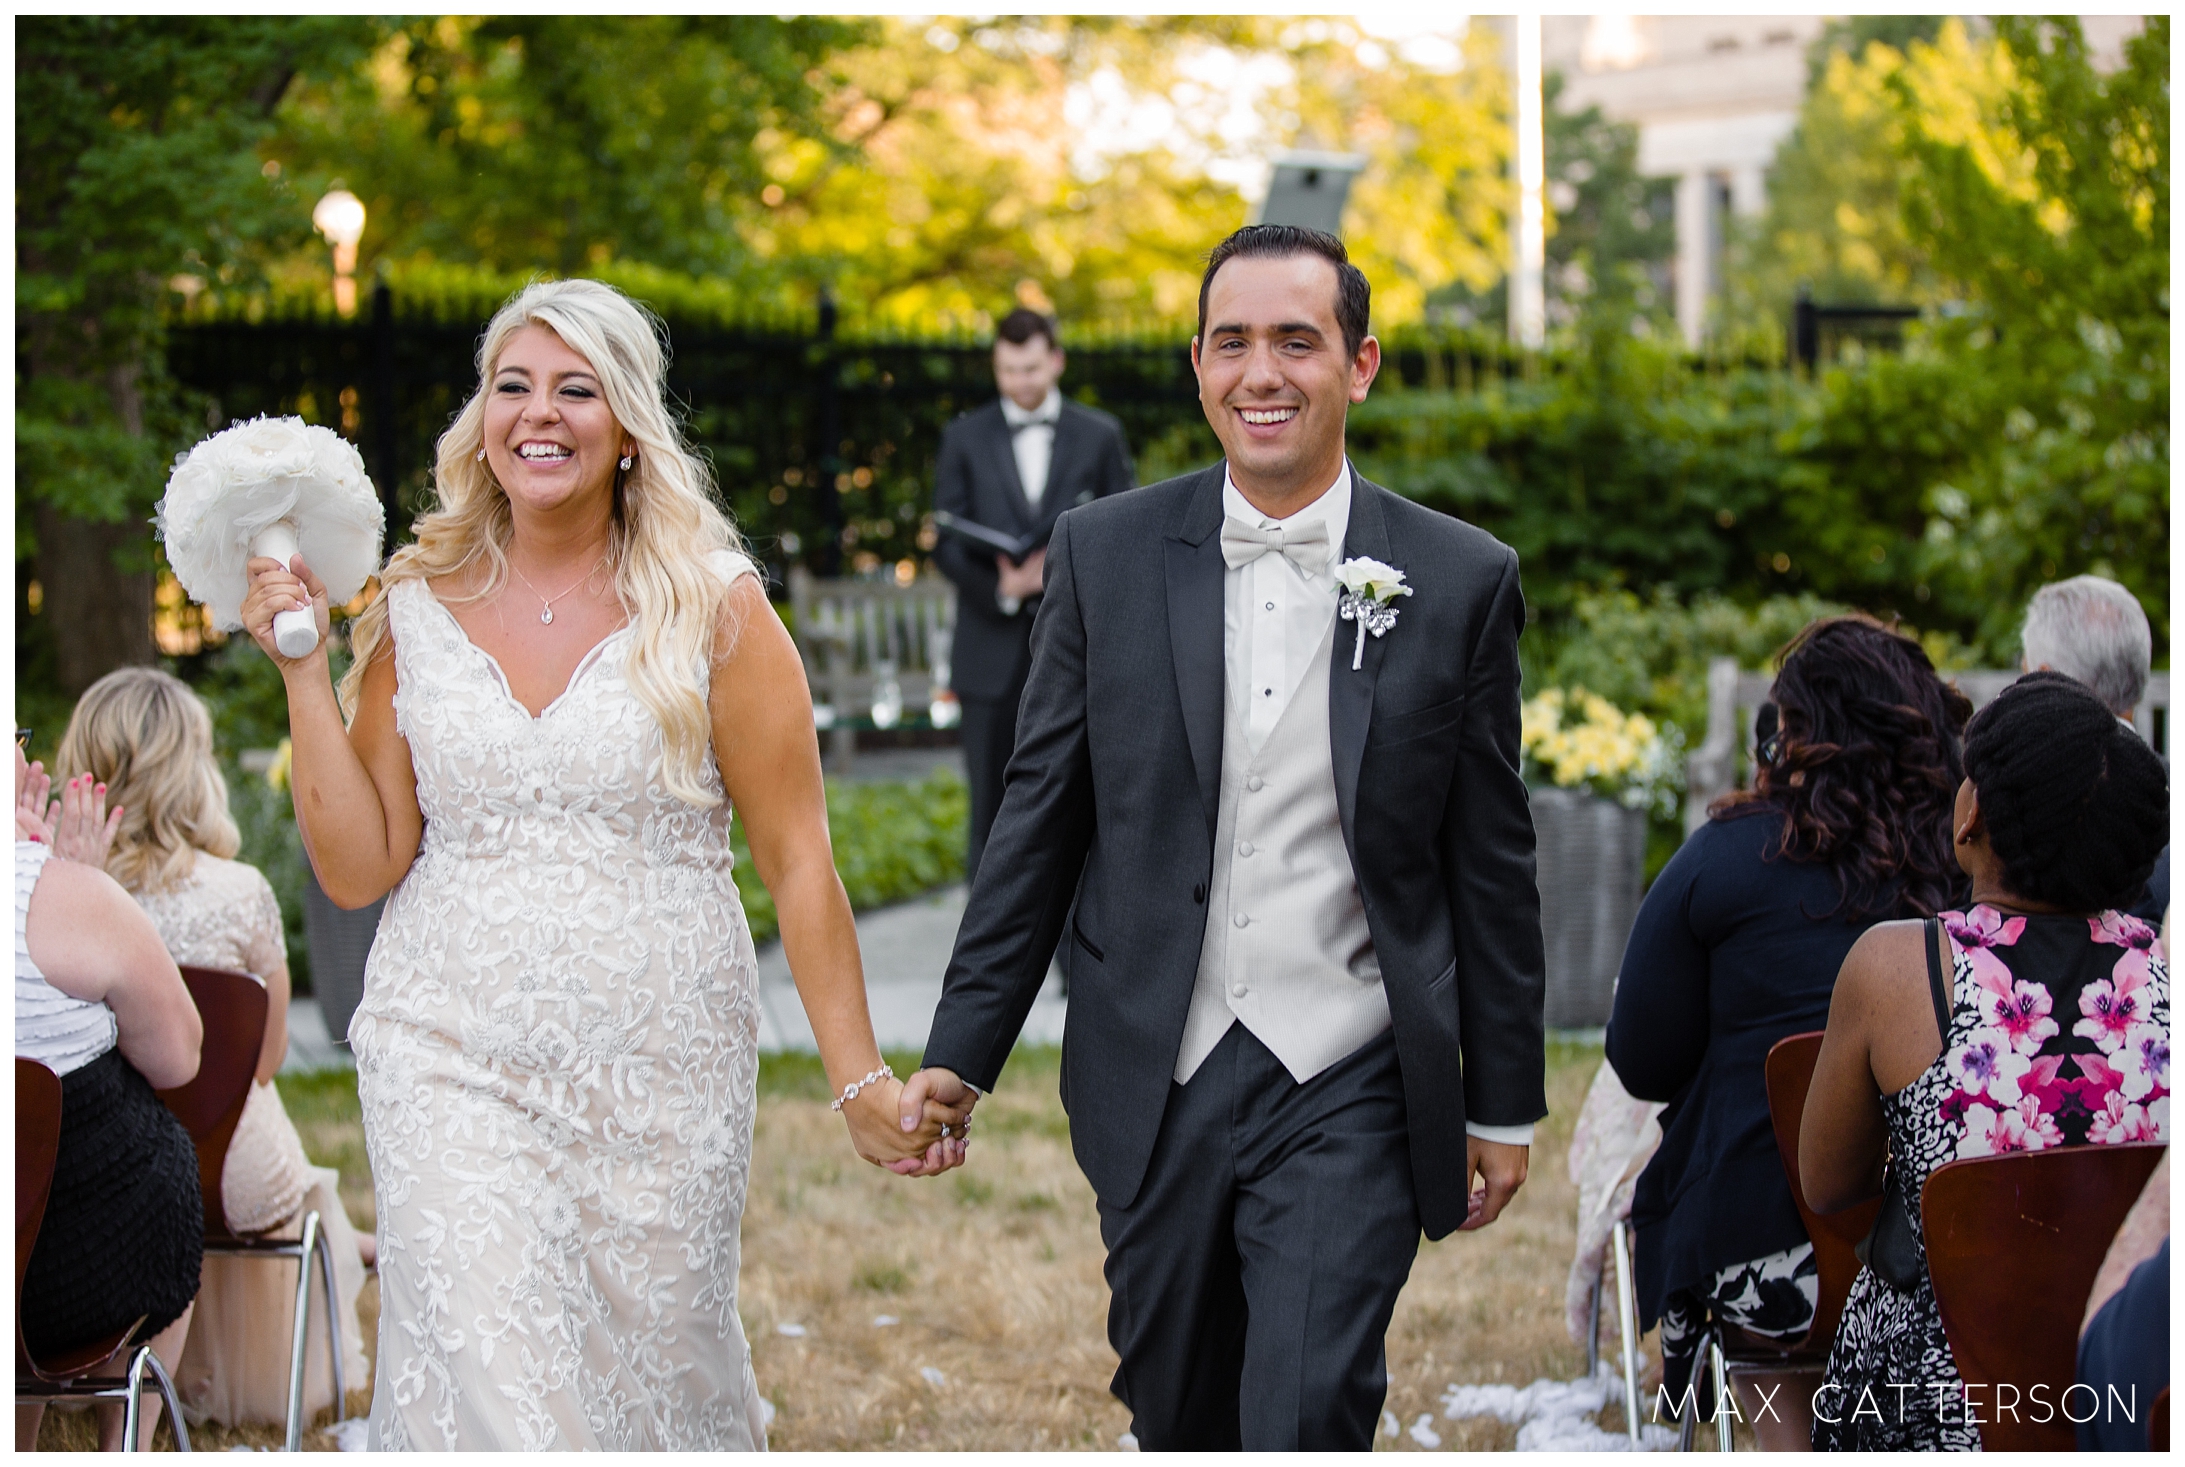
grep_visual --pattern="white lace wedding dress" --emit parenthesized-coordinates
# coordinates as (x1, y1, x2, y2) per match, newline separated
(353, 565, 768, 1450)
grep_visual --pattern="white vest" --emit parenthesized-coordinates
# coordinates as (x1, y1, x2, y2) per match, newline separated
(1174, 619, 1390, 1084)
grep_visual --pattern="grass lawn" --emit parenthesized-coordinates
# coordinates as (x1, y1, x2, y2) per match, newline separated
(40, 1039, 1646, 1451)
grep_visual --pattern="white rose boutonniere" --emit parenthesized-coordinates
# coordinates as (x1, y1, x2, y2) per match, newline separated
(1333, 556, 1412, 670)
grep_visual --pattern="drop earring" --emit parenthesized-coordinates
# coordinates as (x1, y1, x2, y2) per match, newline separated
(475, 448, 486, 462)
(619, 455, 634, 471)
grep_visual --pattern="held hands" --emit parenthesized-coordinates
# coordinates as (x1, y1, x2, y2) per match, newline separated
(1459, 1137, 1529, 1231)
(240, 551, 332, 671)
(839, 1072, 975, 1177)
(886, 1067, 980, 1177)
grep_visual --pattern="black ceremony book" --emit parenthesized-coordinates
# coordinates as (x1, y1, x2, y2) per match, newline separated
(933, 510, 1048, 562)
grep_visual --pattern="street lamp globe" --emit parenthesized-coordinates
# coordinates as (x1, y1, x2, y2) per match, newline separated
(312, 189, 368, 316)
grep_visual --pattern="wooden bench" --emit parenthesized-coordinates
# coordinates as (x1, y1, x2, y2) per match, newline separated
(1685, 660, 2170, 832)
(785, 566, 959, 772)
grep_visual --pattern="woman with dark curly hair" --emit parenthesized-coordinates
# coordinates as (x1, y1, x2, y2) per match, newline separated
(1802, 671, 2168, 1450)
(1606, 616, 1972, 1445)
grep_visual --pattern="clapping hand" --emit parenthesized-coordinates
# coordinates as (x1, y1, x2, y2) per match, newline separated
(14, 746, 122, 867)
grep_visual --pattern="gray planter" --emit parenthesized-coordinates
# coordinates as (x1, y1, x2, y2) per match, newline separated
(302, 868, 387, 1051)
(1530, 786, 1648, 1029)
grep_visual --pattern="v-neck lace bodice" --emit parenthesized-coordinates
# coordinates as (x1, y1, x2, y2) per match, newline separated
(353, 564, 768, 1450)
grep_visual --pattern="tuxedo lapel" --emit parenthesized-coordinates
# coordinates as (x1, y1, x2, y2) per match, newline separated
(1164, 468, 1227, 841)
(981, 409, 1035, 529)
(1329, 465, 1390, 860)
(1039, 407, 1091, 522)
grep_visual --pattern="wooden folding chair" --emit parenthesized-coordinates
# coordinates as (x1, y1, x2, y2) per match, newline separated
(1922, 1142, 2166, 1451)
(157, 966, 347, 1452)
(16, 1056, 193, 1452)
(1675, 1032, 1881, 1451)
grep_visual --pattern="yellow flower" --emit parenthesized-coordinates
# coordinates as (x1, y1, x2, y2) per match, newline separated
(267, 737, 293, 793)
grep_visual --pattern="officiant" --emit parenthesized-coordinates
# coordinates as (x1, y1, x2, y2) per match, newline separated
(931, 307, 1135, 879)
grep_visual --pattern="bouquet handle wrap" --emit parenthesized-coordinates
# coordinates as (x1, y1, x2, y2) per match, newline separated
(251, 522, 321, 659)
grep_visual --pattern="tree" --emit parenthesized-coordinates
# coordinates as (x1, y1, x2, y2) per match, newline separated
(17, 17, 377, 696)
(271, 18, 861, 281)
(1890, 16, 2168, 653)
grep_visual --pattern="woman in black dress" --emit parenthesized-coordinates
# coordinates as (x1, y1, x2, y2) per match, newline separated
(1606, 617, 1971, 1446)
(1803, 672, 2168, 1450)
(15, 748, 206, 1451)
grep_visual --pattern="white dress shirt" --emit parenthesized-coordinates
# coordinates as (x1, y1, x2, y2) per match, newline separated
(1218, 465, 1534, 1148)
(999, 387, 1062, 510)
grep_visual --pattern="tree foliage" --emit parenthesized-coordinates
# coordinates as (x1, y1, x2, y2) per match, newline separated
(272, 18, 859, 281)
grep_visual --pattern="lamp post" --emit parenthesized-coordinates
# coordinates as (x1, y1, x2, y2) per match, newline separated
(312, 189, 367, 318)
(1509, 16, 1547, 350)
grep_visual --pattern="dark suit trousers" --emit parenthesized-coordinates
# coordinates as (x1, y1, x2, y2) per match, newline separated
(1098, 1023, 1421, 1450)
(959, 677, 1024, 884)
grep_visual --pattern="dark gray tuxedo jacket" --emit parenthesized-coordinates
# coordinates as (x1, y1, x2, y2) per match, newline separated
(922, 462, 1548, 1240)
(931, 398, 1134, 701)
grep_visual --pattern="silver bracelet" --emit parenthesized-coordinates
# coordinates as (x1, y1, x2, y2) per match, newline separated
(830, 1063, 894, 1112)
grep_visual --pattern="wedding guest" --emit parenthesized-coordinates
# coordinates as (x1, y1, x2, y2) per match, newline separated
(1607, 617, 1971, 1443)
(1803, 671, 2169, 1450)
(931, 306, 1134, 881)
(15, 747, 204, 1452)
(55, 667, 370, 1428)
(2019, 574, 2166, 919)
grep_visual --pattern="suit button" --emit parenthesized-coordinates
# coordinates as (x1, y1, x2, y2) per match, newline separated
(1192, 883, 1206, 903)
(1246, 775, 1264, 792)
(1237, 840, 1254, 858)
(1231, 983, 1247, 998)
(1234, 912, 1250, 928)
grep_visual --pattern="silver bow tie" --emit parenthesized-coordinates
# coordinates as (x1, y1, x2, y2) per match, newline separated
(1220, 516, 1331, 574)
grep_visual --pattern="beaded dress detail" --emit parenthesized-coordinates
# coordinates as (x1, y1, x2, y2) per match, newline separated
(353, 565, 767, 1450)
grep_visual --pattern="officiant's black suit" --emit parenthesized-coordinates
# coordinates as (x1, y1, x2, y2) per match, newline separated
(930, 398, 1134, 879)
(923, 463, 1547, 1448)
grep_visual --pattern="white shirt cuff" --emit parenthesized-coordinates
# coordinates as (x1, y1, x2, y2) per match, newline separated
(1466, 1120, 1535, 1147)
(996, 592, 1023, 616)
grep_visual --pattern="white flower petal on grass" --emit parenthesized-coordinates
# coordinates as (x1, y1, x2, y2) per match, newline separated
(330, 1418, 373, 1452)
(919, 1365, 947, 1387)
(873, 1314, 899, 1327)
(776, 1321, 807, 1337)
(758, 1398, 777, 1428)
(1410, 1413, 1444, 1448)
(1383, 1409, 1402, 1438)
(1118, 1433, 1140, 1451)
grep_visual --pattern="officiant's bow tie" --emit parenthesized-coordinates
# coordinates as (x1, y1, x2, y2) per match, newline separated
(1005, 404, 1061, 431)
(1220, 516, 1331, 575)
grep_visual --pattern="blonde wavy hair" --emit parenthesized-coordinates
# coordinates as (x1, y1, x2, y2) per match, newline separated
(341, 279, 748, 806)
(57, 667, 242, 896)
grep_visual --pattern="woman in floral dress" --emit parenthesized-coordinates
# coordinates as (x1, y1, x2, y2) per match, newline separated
(1802, 671, 2169, 1450)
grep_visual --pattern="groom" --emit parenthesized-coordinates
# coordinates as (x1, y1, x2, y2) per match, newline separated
(901, 225, 1547, 1448)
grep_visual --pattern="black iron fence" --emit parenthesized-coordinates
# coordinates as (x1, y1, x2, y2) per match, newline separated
(165, 283, 1579, 584)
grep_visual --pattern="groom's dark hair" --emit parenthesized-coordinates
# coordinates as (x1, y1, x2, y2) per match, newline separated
(1196, 224, 1371, 359)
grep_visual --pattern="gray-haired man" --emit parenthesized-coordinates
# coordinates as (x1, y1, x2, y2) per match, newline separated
(2020, 574, 2165, 916)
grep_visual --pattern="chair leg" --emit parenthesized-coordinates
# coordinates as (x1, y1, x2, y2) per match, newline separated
(1711, 1334, 1734, 1451)
(1611, 1220, 1642, 1446)
(1676, 1324, 1710, 1452)
(122, 1344, 192, 1452)
(285, 1210, 323, 1451)
(312, 1214, 347, 1426)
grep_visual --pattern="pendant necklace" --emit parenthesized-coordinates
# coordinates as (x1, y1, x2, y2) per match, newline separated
(509, 555, 606, 626)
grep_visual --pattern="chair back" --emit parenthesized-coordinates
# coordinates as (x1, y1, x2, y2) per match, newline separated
(16, 1059, 64, 1305)
(1762, 1031, 1881, 1354)
(155, 965, 268, 1238)
(1922, 1142, 2166, 1451)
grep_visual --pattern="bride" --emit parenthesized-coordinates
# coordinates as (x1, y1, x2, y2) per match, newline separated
(242, 279, 970, 1449)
